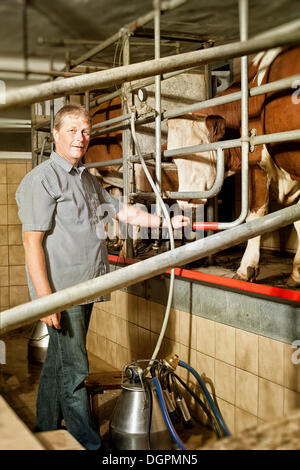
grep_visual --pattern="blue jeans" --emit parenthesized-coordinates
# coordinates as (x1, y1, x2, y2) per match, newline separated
(35, 304, 102, 450)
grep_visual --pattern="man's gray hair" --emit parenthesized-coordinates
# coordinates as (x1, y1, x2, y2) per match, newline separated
(54, 104, 92, 130)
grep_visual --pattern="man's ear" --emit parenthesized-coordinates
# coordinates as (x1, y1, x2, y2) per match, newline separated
(52, 127, 58, 143)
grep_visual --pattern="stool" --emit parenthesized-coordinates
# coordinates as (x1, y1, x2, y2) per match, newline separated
(84, 371, 122, 426)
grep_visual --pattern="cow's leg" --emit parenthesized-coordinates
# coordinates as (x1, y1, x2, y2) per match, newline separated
(236, 166, 269, 282)
(235, 209, 265, 281)
(287, 219, 300, 287)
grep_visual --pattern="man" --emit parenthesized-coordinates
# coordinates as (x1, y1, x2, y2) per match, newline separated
(16, 104, 189, 450)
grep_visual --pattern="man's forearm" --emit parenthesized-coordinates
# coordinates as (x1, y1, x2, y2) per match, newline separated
(23, 231, 61, 329)
(116, 203, 162, 228)
(23, 233, 52, 298)
(116, 203, 189, 230)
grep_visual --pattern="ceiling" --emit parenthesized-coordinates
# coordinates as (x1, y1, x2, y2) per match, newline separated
(0, 0, 298, 143)
(0, 0, 299, 121)
(0, 0, 299, 77)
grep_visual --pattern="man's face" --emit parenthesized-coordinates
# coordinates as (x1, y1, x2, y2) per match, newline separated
(53, 114, 91, 165)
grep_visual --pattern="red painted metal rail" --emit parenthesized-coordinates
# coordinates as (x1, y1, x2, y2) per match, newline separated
(108, 254, 300, 304)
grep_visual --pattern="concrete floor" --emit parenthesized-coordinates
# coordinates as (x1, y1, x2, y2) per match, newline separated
(0, 323, 216, 450)
(0, 324, 121, 443)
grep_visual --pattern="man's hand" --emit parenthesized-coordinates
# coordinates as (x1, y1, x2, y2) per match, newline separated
(40, 312, 61, 330)
(170, 214, 190, 229)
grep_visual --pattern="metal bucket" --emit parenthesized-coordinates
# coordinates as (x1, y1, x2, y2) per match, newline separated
(109, 378, 173, 450)
(28, 320, 49, 364)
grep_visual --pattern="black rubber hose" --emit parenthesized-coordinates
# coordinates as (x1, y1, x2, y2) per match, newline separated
(144, 378, 153, 450)
(172, 373, 221, 439)
(170, 371, 182, 399)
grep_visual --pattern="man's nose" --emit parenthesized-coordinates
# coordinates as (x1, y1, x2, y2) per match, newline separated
(75, 130, 84, 140)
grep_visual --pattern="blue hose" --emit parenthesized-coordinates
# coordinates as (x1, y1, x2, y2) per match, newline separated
(152, 377, 187, 450)
(178, 360, 231, 437)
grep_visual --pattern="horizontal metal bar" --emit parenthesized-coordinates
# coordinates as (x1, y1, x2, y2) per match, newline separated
(164, 73, 300, 120)
(92, 113, 132, 131)
(92, 73, 300, 136)
(89, 89, 121, 108)
(91, 111, 156, 133)
(91, 113, 156, 137)
(2, 19, 300, 111)
(85, 129, 300, 172)
(164, 138, 241, 159)
(163, 129, 300, 161)
(1, 203, 300, 335)
(0, 118, 31, 130)
(0, 68, 81, 78)
(89, 67, 195, 108)
(0, 152, 31, 160)
(252, 129, 300, 146)
(83, 153, 155, 169)
(129, 192, 156, 199)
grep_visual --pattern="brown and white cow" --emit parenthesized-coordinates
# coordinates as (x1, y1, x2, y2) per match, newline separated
(167, 46, 300, 286)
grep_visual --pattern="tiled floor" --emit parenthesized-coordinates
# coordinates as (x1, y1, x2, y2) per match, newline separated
(0, 323, 216, 450)
(0, 324, 120, 436)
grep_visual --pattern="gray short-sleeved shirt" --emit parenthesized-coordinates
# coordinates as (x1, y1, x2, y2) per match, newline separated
(15, 151, 122, 302)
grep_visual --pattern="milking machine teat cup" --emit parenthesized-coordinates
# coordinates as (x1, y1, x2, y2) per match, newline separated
(109, 354, 231, 451)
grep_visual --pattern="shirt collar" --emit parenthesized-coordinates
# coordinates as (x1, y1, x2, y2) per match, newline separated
(50, 151, 86, 176)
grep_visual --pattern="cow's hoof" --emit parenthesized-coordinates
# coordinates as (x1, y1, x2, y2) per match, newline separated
(286, 276, 300, 288)
(247, 266, 260, 282)
(234, 267, 259, 282)
(233, 273, 244, 281)
(134, 242, 152, 256)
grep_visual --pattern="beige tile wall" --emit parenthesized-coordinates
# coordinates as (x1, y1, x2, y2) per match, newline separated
(0, 160, 31, 312)
(86, 291, 300, 435)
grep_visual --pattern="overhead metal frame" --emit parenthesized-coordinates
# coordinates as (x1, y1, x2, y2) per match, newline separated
(84, 0, 300, 231)
(25, 0, 300, 221)
(1, 18, 300, 109)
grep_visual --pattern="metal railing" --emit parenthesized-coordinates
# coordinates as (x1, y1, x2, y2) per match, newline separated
(1, 203, 300, 335)
(0, 1, 299, 333)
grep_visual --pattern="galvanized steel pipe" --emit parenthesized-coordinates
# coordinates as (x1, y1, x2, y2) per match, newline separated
(89, 67, 195, 108)
(154, 0, 162, 217)
(166, 147, 225, 200)
(84, 129, 300, 173)
(90, 73, 300, 136)
(235, 0, 249, 228)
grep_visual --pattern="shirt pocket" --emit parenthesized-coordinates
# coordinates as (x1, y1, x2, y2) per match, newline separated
(56, 193, 79, 223)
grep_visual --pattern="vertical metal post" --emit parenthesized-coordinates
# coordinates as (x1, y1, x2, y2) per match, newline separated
(122, 33, 134, 257)
(65, 49, 71, 104)
(239, 0, 249, 222)
(205, 63, 216, 264)
(85, 91, 90, 113)
(50, 97, 54, 153)
(154, 0, 162, 217)
(50, 58, 55, 153)
(31, 104, 38, 168)
(22, 0, 28, 80)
